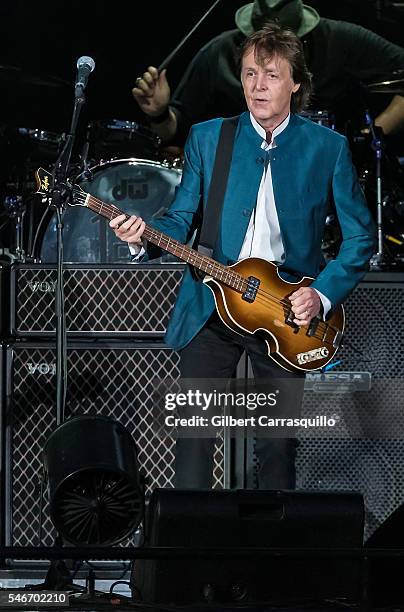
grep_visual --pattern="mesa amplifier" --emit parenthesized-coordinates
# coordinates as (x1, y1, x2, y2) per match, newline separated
(298, 273, 404, 540)
(10, 263, 185, 337)
(241, 272, 404, 540)
(2, 341, 225, 546)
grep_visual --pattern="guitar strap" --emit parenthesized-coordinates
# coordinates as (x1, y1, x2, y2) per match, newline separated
(197, 115, 240, 259)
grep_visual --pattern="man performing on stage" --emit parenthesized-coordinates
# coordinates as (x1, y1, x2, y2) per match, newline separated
(110, 22, 375, 490)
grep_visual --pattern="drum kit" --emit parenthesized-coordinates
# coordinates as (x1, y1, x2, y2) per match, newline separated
(36, 122, 183, 264)
(299, 73, 404, 268)
(0, 85, 184, 264)
(1, 66, 404, 268)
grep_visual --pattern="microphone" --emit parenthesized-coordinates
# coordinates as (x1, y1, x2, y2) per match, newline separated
(75, 56, 95, 96)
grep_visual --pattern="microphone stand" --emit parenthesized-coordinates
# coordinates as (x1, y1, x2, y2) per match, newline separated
(50, 85, 86, 426)
(32, 85, 88, 593)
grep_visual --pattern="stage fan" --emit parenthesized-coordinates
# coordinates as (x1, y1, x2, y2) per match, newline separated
(43, 415, 143, 546)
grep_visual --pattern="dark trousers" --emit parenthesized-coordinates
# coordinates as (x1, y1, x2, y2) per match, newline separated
(175, 314, 305, 490)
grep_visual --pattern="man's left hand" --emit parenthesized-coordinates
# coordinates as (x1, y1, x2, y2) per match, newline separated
(289, 287, 321, 326)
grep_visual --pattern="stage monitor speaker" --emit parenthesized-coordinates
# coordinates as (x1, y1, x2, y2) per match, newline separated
(133, 488, 364, 606)
(366, 503, 404, 606)
(0, 344, 4, 547)
(3, 342, 225, 547)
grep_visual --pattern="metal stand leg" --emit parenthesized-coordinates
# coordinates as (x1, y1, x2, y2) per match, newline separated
(3, 196, 26, 262)
(365, 114, 391, 269)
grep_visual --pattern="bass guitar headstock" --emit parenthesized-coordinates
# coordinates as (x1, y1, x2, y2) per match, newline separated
(35, 167, 53, 196)
(35, 167, 88, 207)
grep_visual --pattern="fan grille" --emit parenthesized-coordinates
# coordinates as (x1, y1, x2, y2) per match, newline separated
(51, 468, 143, 546)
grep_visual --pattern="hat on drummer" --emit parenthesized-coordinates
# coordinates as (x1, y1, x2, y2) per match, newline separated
(235, 0, 320, 37)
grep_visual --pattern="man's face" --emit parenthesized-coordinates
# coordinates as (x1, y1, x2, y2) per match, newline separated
(241, 47, 300, 128)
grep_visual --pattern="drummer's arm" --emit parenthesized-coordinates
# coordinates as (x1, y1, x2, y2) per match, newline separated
(132, 67, 178, 142)
(339, 21, 404, 135)
(148, 107, 178, 142)
(133, 47, 213, 144)
(375, 95, 404, 135)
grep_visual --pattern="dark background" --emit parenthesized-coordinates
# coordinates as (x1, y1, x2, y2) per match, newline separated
(1, 0, 404, 252)
(1, 0, 403, 131)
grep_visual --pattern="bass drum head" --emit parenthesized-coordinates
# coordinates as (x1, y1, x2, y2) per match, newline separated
(40, 158, 182, 263)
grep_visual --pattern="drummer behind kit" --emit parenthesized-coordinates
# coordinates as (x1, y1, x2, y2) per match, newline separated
(0, 82, 184, 263)
(359, 70, 404, 266)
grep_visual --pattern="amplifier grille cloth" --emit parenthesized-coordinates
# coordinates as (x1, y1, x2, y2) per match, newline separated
(12, 265, 184, 336)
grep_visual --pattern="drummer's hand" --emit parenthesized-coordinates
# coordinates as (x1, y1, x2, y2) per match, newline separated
(132, 66, 170, 117)
(109, 214, 146, 247)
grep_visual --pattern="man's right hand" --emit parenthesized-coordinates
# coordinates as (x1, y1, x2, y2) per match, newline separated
(109, 214, 146, 247)
(132, 66, 170, 118)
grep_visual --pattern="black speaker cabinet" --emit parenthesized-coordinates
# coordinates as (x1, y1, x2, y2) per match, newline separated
(0, 344, 5, 547)
(367, 504, 404, 606)
(296, 272, 404, 540)
(240, 271, 404, 541)
(133, 488, 364, 606)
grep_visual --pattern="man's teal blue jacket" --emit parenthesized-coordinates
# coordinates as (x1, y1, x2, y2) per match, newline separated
(149, 111, 376, 350)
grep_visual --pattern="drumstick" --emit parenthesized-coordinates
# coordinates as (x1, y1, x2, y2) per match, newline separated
(158, 0, 222, 72)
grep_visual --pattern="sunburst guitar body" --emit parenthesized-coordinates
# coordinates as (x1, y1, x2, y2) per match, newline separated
(203, 257, 344, 372)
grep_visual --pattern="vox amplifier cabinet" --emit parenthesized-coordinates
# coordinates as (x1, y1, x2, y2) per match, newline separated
(10, 263, 185, 338)
(2, 341, 225, 546)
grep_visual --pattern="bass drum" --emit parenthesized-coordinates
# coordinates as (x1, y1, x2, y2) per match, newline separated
(40, 158, 182, 263)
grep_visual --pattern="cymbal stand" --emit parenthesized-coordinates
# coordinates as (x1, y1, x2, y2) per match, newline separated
(365, 112, 390, 269)
(3, 194, 26, 261)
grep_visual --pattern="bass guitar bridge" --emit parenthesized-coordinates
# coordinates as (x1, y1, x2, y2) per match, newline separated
(242, 276, 260, 303)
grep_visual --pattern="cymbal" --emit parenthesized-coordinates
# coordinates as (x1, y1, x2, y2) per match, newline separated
(0, 65, 70, 88)
(367, 69, 404, 94)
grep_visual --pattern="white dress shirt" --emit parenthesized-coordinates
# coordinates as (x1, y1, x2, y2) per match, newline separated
(238, 113, 289, 262)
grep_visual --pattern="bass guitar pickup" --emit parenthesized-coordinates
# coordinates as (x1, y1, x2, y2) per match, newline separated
(242, 276, 260, 303)
(306, 316, 320, 337)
